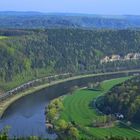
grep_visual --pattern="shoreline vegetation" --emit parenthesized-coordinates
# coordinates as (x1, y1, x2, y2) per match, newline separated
(1, 69, 140, 118)
(45, 77, 140, 139)
(0, 69, 140, 117)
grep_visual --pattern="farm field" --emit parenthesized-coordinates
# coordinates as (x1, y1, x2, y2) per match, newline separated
(59, 76, 140, 138)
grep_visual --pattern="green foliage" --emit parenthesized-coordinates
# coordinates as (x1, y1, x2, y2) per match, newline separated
(47, 108, 57, 120)
(23, 58, 31, 71)
(51, 99, 64, 110)
(57, 119, 68, 131)
(0, 36, 8, 40)
(0, 126, 10, 140)
(98, 76, 140, 121)
(1, 29, 140, 92)
(68, 126, 79, 139)
(57, 77, 140, 138)
(92, 115, 115, 127)
(46, 99, 64, 122)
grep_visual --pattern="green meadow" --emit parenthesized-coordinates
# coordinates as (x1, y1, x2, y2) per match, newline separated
(59, 77, 140, 138)
(0, 36, 8, 39)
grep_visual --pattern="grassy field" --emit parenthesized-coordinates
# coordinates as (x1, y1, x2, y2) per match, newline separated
(59, 77, 140, 138)
(0, 36, 7, 40)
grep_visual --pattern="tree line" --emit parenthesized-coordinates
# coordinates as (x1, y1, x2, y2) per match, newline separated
(1, 29, 140, 91)
(97, 76, 140, 122)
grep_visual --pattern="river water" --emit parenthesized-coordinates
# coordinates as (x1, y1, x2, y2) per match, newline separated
(0, 78, 89, 139)
(0, 89, 58, 139)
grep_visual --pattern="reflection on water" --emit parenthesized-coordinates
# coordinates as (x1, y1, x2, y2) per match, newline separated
(0, 79, 83, 138)
(0, 90, 57, 139)
(0, 76, 101, 138)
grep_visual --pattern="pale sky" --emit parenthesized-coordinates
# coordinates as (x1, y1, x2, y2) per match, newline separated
(0, 0, 140, 15)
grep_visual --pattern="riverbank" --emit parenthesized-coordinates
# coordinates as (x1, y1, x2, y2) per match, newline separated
(0, 69, 140, 119)
(50, 77, 140, 139)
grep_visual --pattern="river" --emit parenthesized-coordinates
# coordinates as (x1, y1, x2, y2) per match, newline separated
(0, 71, 138, 139)
(0, 78, 91, 139)
(0, 87, 59, 139)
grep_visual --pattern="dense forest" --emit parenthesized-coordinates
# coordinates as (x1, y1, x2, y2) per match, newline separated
(1, 29, 140, 91)
(97, 76, 140, 122)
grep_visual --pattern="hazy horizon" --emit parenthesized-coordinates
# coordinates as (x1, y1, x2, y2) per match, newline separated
(1, 11, 140, 16)
(0, 0, 140, 15)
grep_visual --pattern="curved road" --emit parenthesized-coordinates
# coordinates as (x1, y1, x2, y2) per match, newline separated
(0, 69, 140, 118)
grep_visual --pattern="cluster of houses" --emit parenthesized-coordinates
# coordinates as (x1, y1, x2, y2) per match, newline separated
(101, 53, 140, 64)
(0, 73, 71, 101)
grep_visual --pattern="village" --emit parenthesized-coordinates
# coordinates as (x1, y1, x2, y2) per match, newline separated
(100, 53, 140, 63)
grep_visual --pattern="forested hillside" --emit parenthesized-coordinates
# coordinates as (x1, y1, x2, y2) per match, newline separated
(1, 29, 140, 91)
(97, 76, 140, 122)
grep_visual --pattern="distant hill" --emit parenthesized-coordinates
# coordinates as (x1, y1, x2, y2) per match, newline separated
(0, 11, 44, 16)
(1, 11, 140, 29)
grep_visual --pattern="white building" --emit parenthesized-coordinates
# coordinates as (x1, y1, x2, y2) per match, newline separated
(110, 55, 121, 61)
(124, 53, 134, 60)
(100, 56, 110, 63)
(133, 53, 140, 59)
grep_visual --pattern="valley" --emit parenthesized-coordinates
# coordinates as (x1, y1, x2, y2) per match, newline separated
(1, 11, 140, 140)
(1, 29, 140, 93)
